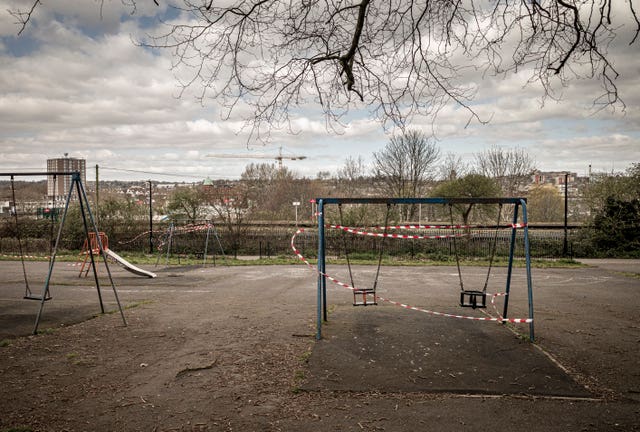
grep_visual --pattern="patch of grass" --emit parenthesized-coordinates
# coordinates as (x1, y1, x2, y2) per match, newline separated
(299, 350, 312, 364)
(291, 369, 307, 394)
(66, 352, 78, 360)
(0, 250, 587, 269)
(615, 271, 640, 279)
(96, 300, 153, 318)
(326, 304, 337, 316)
(0, 339, 11, 347)
(37, 327, 57, 335)
(124, 300, 154, 310)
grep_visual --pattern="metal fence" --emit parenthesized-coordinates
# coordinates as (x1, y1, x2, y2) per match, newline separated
(0, 218, 578, 260)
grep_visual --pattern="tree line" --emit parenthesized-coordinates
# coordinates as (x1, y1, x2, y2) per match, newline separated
(1, 132, 638, 257)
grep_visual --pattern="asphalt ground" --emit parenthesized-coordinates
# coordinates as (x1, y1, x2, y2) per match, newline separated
(0, 258, 639, 431)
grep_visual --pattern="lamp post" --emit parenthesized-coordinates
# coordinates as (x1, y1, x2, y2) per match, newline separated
(563, 172, 569, 257)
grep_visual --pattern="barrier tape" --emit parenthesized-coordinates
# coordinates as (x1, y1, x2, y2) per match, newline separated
(291, 228, 532, 324)
(329, 224, 468, 240)
(376, 224, 470, 230)
(327, 222, 527, 240)
(376, 223, 528, 230)
(118, 223, 214, 246)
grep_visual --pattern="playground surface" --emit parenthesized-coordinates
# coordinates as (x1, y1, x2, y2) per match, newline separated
(0, 259, 639, 431)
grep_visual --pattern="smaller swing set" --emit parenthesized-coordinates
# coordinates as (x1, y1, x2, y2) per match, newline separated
(1, 171, 127, 334)
(8, 174, 55, 301)
(154, 221, 227, 267)
(299, 197, 535, 342)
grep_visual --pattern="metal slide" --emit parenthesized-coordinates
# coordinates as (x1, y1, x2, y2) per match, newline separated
(104, 249, 157, 278)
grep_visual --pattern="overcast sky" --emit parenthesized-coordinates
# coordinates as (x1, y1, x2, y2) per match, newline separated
(1, 1, 639, 182)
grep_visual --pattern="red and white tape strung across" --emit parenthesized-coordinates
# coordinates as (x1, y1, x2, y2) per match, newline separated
(376, 224, 471, 230)
(329, 224, 468, 240)
(291, 228, 532, 324)
(119, 223, 214, 247)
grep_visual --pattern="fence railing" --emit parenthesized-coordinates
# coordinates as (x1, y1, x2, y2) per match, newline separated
(0, 219, 579, 260)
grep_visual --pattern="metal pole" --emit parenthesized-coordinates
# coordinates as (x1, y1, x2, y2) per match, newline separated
(166, 223, 174, 265)
(77, 174, 127, 327)
(95, 164, 99, 228)
(563, 172, 569, 256)
(33, 175, 76, 334)
(521, 199, 535, 342)
(149, 180, 153, 254)
(203, 224, 211, 267)
(76, 176, 105, 314)
(316, 199, 325, 340)
(503, 202, 520, 321)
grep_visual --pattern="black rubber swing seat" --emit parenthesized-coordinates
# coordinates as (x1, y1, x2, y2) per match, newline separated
(460, 290, 487, 309)
(353, 287, 377, 306)
(23, 294, 52, 301)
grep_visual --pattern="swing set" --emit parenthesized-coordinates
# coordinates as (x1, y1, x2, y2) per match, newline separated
(7, 173, 57, 301)
(153, 221, 227, 267)
(1, 171, 127, 334)
(308, 197, 535, 341)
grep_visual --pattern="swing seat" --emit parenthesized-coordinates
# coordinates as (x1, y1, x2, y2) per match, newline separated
(353, 288, 377, 306)
(460, 290, 486, 309)
(24, 294, 52, 301)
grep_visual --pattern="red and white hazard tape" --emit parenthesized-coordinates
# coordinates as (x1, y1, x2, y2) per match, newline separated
(329, 224, 468, 240)
(376, 224, 471, 230)
(291, 228, 532, 324)
(376, 223, 528, 230)
(327, 222, 527, 240)
(119, 223, 214, 246)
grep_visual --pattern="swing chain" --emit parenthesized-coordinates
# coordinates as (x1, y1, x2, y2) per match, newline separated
(450, 202, 503, 309)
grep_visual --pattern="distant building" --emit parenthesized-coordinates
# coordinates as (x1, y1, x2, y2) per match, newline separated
(531, 171, 580, 193)
(47, 155, 86, 202)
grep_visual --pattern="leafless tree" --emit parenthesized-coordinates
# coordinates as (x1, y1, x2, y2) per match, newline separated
(373, 130, 440, 219)
(11, 1, 640, 140)
(336, 155, 368, 196)
(439, 152, 469, 181)
(474, 145, 536, 196)
(240, 162, 324, 220)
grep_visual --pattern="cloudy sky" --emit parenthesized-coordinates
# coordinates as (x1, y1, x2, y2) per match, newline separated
(1, 1, 638, 182)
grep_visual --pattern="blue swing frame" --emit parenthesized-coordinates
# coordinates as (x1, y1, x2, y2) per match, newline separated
(314, 197, 535, 341)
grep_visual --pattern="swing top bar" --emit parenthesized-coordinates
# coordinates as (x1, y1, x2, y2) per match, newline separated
(316, 197, 526, 205)
(0, 171, 81, 177)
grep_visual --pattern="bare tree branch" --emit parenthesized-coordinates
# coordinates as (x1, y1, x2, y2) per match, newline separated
(8, 0, 41, 36)
(9, 0, 640, 142)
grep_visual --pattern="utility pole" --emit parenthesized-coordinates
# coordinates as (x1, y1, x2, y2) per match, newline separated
(95, 164, 99, 227)
(563, 172, 569, 257)
(148, 180, 153, 254)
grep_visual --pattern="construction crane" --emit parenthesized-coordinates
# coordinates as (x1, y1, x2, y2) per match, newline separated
(206, 146, 306, 169)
